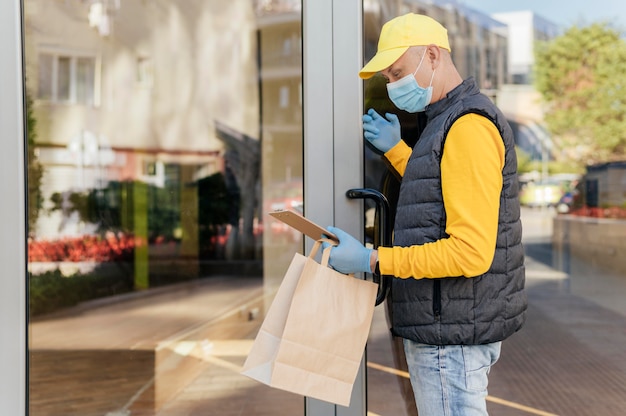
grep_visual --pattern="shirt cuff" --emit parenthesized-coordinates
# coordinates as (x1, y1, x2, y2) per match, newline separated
(384, 140, 411, 177)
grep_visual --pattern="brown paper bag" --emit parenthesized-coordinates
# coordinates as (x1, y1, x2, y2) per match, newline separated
(241, 239, 377, 406)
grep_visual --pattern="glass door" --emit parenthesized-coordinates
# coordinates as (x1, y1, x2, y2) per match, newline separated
(21, 0, 310, 415)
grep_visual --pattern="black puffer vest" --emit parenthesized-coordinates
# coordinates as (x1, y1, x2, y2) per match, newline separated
(389, 77, 526, 345)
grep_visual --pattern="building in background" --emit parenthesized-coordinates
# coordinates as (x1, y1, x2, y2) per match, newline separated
(488, 11, 560, 170)
(490, 10, 560, 85)
(365, 0, 510, 91)
(25, 0, 265, 287)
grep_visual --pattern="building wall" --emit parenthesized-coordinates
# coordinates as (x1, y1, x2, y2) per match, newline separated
(585, 162, 626, 208)
(491, 11, 559, 84)
(24, 0, 261, 238)
(26, 0, 259, 153)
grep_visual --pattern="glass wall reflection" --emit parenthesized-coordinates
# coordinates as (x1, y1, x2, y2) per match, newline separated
(25, 0, 303, 414)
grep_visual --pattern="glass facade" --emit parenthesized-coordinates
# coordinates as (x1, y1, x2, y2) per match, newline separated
(2, 0, 622, 414)
(25, 0, 304, 414)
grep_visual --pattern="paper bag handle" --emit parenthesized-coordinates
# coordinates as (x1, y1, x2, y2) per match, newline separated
(321, 245, 332, 268)
(308, 238, 336, 266)
(309, 238, 356, 278)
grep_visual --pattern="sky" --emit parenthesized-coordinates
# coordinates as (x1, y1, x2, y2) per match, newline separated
(461, 0, 626, 30)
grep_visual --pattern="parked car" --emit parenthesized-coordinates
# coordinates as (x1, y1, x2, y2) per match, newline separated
(556, 191, 575, 213)
(519, 174, 580, 208)
(520, 180, 563, 207)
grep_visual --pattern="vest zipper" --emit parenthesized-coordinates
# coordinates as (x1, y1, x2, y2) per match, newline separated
(433, 280, 441, 319)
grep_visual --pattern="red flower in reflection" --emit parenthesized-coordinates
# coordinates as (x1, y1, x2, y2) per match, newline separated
(28, 234, 137, 262)
(568, 205, 626, 219)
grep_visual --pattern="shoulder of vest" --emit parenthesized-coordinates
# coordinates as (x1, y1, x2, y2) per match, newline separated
(440, 107, 500, 150)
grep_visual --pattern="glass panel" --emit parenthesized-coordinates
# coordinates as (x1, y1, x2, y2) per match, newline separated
(25, 0, 303, 414)
(363, 0, 626, 415)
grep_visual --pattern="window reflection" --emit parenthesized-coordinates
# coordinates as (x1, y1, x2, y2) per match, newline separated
(26, 0, 303, 414)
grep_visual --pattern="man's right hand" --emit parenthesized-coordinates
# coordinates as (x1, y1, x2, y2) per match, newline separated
(362, 108, 401, 153)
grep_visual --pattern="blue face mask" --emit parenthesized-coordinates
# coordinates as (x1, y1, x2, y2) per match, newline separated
(386, 50, 435, 113)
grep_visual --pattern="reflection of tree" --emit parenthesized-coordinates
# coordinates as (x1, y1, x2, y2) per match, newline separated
(49, 174, 240, 261)
(26, 88, 44, 236)
(51, 181, 183, 242)
(215, 121, 261, 260)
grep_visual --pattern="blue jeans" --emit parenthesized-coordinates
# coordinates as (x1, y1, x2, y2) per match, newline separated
(403, 339, 501, 416)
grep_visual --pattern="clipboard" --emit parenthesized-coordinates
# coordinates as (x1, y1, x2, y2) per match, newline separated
(269, 209, 338, 242)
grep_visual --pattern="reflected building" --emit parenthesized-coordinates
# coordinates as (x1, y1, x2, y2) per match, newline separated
(255, 1, 305, 290)
(25, 0, 264, 286)
(490, 10, 560, 85)
(364, 0, 509, 91)
(488, 10, 560, 165)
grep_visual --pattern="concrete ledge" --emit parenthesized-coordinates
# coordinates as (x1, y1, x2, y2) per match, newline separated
(128, 294, 266, 413)
(553, 215, 626, 276)
(29, 277, 267, 415)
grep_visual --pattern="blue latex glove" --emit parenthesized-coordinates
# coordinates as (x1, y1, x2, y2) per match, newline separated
(322, 226, 373, 274)
(362, 108, 401, 153)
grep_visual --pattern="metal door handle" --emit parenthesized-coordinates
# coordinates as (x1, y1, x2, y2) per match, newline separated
(346, 188, 391, 306)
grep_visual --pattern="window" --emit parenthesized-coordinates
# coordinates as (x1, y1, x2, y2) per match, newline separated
(37, 52, 97, 105)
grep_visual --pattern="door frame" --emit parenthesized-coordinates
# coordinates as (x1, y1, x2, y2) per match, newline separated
(303, 0, 366, 414)
(0, 0, 28, 415)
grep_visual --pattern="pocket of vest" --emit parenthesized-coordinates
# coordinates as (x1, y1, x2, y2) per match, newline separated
(433, 280, 441, 319)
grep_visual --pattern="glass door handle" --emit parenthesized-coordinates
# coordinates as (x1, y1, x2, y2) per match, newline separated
(346, 188, 391, 306)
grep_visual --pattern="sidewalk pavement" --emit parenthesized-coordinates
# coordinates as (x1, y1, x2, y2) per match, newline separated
(485, 208, 626, 415)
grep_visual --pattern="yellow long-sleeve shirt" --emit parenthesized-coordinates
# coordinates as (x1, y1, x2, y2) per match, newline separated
(377, 113, 505, 279)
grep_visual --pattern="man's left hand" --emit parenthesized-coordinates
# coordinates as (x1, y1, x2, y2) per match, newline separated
(322, 226, 373, 274)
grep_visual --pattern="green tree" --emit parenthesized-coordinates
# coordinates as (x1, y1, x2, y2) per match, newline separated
(534, 22, 626, 163)
(26, 88, 44, 236)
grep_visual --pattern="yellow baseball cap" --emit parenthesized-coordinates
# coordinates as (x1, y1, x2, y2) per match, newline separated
(359, 13, 451, 79)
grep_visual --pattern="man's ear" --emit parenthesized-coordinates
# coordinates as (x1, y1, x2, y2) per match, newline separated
(427, 44, 441, 69)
